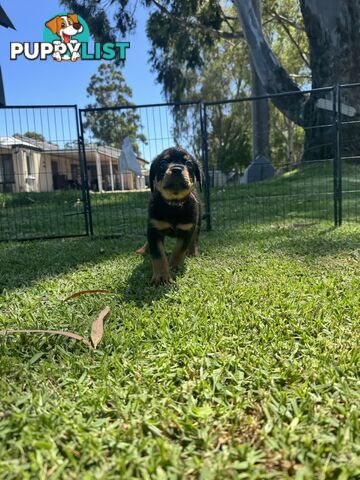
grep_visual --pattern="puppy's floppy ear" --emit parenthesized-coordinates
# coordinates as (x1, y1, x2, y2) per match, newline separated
(192, 157, 203, 191)
(149, 155, 161, 192)
(45, 16, 60, 35)
(68, 13, 79, 24)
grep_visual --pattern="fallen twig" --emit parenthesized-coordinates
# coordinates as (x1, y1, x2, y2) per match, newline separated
(64, 290, 113, 301)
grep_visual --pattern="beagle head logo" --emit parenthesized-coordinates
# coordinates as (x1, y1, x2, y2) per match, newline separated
(44, 13, 88, 62)
(45, 14, 84, 44)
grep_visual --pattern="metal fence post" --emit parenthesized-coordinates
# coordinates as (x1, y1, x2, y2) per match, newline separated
(77, 108, 93, 235)
(336, 84, 343, 226)
(332, 84, 343, 227)
(333, 86, 339, 226)
(200, 103, 212, 231)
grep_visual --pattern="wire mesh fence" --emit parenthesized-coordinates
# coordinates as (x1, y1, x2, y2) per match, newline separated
(338, 84, 360, 224)
(204, 87, 339, 229)
(0, 85, 359, 242)
(0, 106, 88, 241)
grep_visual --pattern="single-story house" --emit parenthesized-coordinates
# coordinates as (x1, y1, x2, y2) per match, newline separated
(0, 135, 149, 193)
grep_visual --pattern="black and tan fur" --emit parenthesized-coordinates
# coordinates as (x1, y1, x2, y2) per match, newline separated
(138, 147, 202, 284)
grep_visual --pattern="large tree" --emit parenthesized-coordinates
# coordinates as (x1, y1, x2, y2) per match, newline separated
(234, 0, 360, 159)
(61, 0, 360, 160)
(84, 63, 146, 152)
(163, 1, 308, 171)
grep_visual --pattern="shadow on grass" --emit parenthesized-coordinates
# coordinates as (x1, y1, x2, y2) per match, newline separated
(120, 252, 187, 307)
(1, 220, 358, 295)
(0, 236, 139, 291)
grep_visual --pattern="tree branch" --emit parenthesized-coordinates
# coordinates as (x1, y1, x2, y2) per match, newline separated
(270, 9, 310, 68)
(232, 0, 306, 126)
(151, 0, 243, 41)
(267, 10, 305, 31)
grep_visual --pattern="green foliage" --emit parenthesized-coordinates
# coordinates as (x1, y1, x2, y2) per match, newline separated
(206, 103, 252, 173)
(270, 105, 305, 168)
(60, 1, 309, 99)
(60, 1, 310, 169)
(263, 0, 309, 82)
(14, 132, 46, 142)
(84, 63, 146, 152)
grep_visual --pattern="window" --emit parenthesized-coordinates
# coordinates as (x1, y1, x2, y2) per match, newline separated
(0, 154, 15, 184)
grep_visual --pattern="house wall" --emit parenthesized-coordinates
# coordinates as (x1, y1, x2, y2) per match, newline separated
(12, 150, 25, 193)
(210, 170, 227, 187)
(13, 149, 53, 193)
(1, 143, 150, 193)
(57, 156, 75, 177)
(37, 153, 53, 192)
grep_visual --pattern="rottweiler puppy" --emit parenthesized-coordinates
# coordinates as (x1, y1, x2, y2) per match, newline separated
(138, 147, 202, 284)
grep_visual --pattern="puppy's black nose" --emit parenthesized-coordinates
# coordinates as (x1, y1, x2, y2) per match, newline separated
(73, 22, 82, 30)
(171, 166, 183, 175)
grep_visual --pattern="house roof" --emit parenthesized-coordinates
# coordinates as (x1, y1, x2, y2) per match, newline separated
(0, 137, 149, 166)
(0, 6, 15, 29)
(0, 135, 58, 151)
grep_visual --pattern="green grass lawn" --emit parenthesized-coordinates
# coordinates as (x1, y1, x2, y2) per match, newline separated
(1, 222, 359, 479)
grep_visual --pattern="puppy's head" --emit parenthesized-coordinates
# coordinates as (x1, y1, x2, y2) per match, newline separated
(45, 14, 83, 42)
(150, 147, 202, 201)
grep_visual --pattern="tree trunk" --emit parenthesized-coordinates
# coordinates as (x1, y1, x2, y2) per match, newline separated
(234, 0, 360, 161)
(251, 0, 271, 162)
(233, 0, 306, 126)
(300, 0, 360, 160)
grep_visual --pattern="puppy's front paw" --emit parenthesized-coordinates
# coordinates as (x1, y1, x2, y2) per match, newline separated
(151, 273, 174, 285)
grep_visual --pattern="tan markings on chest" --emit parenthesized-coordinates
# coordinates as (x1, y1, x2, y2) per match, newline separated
(176, 223, 194, 231)
(150, 219, 172, 230)
(151, 219, 194, 232)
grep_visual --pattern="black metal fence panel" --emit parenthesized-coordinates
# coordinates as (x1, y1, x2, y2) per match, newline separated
(338, 84, 360, 224)
(0, 106, 88, 241)
(203, 87, 338, 229)
(0, 84, 359, 242)
(79, 102, 204, 237)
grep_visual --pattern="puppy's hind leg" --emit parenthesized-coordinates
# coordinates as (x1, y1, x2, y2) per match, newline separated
(136, 241, 149, 254)
(187, 226, 200, 257)
(170, 230, 193, 267)
(170, 238, 187, 268)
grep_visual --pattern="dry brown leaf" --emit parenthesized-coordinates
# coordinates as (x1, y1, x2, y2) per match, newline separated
(90, 306, 110, 349)
(64, 290, 113, 301)
(0, 329, 93, 348)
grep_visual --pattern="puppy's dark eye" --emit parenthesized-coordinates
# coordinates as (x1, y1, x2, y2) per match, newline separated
(185, 160, 193, 170)
(61, 22, 66, 27)
(157, 163, 167, 176)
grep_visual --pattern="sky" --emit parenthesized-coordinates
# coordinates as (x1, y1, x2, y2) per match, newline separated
(0, 0, 164, 108)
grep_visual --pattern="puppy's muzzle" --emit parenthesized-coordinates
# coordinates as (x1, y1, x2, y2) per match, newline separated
(164, 166, 189, 192)
(73, 23, 82, 31)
